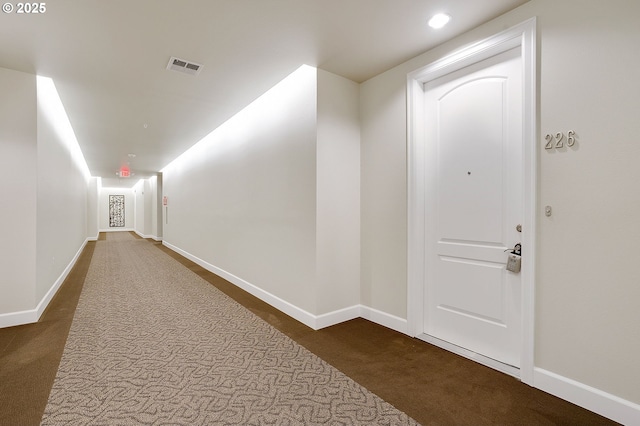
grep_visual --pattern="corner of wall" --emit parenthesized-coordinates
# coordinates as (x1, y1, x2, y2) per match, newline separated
(315, 70, 361, 316)
(0, 67, 37, 318)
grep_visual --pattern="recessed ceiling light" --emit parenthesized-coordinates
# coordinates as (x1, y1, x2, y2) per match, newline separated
(428, 13, 451, 29)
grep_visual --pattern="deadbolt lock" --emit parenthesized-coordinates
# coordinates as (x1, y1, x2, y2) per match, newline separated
(516, 224, 522, 232)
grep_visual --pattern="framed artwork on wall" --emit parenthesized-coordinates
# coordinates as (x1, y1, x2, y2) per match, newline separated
(109, 195, 125, 227)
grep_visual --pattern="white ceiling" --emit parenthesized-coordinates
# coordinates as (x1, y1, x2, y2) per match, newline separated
(0, 0, 528, 187)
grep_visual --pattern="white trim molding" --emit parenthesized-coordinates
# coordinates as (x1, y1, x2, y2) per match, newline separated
(134, 230, 161, 241)
(162, 241, 412, 334)
(360, 306, 409, 335)
(0, 237, 90, 329)
(35, 238, 89, 320)
(406, 18, 537, 384)
(163, 240, 318, 329)
(314, 306, 361, 330)
(0, 309, 37, 329)
(534, 368, 640, 425)
(162, 241, 357, 330)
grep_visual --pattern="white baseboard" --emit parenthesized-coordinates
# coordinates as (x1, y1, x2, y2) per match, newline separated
(534, 368, 640, 425)
(315, 305, 361, 329)
(162, 241, 321, 329)
(35, 238, 89, 320)
(360, 305, 409, 335)
(0, 237, 89, 329)
(162, 241, 397, 331)
(133, 230, 160, 240)
(99, 228, 134, 232)
(0, 309, 38, 328)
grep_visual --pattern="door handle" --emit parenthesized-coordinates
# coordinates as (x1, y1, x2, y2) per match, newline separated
(504, 244, 521, 256)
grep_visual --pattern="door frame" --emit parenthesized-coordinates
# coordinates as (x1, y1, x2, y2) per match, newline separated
(406, 18, 537, 384)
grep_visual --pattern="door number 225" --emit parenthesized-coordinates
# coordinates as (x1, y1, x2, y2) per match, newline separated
(545, 131, 576, 150)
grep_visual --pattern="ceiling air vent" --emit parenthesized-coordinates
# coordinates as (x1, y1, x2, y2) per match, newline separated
(166, 56, 203, 76)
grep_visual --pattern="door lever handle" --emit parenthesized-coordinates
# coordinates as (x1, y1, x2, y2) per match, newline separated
(504, 243, 521, 256)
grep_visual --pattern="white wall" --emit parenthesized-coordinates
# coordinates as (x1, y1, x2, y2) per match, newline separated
(360, 0, 640, 419)
(154, 174, 163, 240)
(162, 65, 318, 315)
(0, 67, 37, 318)
(360, 62, 408, 318)
(87, 177, 100, 239)
(0, 69, 91, 327)
(132, 177, 160, 239)
(133, 179, 145, 235)
(144, 179, 153, 237)
(316, 70, 361, 314)
(162, 66, 362, 325)
(36, 80, 90, 302)
(99, 187, 135, 231)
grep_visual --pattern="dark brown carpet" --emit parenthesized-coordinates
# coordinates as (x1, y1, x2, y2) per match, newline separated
(0, 232, 617, 425)
(0, 240, 95, 426)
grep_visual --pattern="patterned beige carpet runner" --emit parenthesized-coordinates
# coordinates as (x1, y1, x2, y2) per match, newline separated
(42, 232, 418, 425)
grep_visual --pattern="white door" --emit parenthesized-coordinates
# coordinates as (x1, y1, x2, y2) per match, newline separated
(422, 47, 523, 368)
